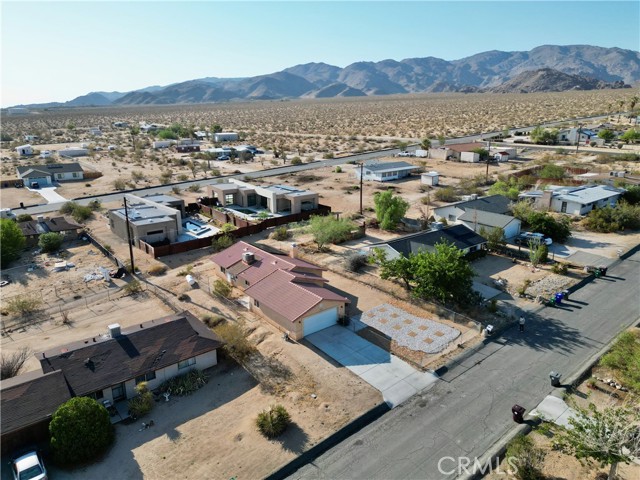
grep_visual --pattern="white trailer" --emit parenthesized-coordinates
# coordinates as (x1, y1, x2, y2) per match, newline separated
(152, 140, 174, 149)
(415, 149, 429, 158)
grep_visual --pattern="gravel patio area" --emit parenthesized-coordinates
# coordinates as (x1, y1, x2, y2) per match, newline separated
(358, 304, 460, 354)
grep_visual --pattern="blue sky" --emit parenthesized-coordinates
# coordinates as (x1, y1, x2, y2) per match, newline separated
(1, 1, 638, 106)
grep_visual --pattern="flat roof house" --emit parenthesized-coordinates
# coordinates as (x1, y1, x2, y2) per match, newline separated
(108, 194, 185, 244)
(15, 144, 34, 156)
(213, 132, 239, 142)
(355, 161, 420, 182)
(518, 184, 626, 215)
(365, 224, 487, 261)
(16, 163, 85, 187)
(207, 179, 318, 215)
(1, 311, 222, 454)
(59, 147, 89, 158)
(211, 241, 349, 339)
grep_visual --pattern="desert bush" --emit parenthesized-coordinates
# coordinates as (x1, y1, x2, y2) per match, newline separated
(1, 346, 31, 379)
(220, 223, 236, 233)
(270, 226, 290, 240)
(212, 234, 234, 252)
(584, 202, 640, 232)
(15, 214, 33, 222)
(290, 157, 302, 165)
(159, 370, 208, 396)
(5, 295, 42, 316)
(213, 279, 232, 298)
(176, 265, 193, 276)
(539, 164, 565, 179)
(127, 382, 154, 418)
(256, 404, 291, 439)
(113, 178, 127, 190)
(59, 201, 77, 215)
(308, 215, 356, 249)
(505, 434, 546, 480)
(123, 279, 143, 295)
(131, 170, 145, 182)
(38, 232, 64, 253)
(71, 205, 93, 223)
(335, 166, 342, 173)
(177, 293, 190, 302)
(434, 186, 459, 202)
(187, 183, 201, 192)
(148, 265, 167, 276)
(202, 315, 226, 328)
(345, 253, 368, 272)
(171, 186, 181, 194)
(214, 322, 255, 361)
(551, 262, 569, 275)
(88, 199, 102, 211)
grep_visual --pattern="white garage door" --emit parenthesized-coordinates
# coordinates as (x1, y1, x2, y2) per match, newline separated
(303, 307, 338, 337)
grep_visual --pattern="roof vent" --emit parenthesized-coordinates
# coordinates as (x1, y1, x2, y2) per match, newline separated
(37, 215, 44, 223)
(242, 252, 255, 264)
(108, 323, 121, 337)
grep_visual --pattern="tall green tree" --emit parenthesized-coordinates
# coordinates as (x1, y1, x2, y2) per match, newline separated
(308, 215, 355, 250)
(49, 397, 114, 465)
(438, 134, 446, 147)
(374, 190, 410, 230)
(38, 232, 64, 253)
(597, 129, 616, 144)
(420, 138, 432, 152)
(0, 218, 25, 267)
(479, 226, 506, 250)
(553, 402, 640, 480)
(380, 241, 476, 306)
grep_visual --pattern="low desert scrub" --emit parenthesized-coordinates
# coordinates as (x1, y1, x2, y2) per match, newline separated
(214, 322, 256, 361)
(270, 226, 290, 241)
(148, 265, 168, 276)
(127, 382, 154, 418)
(187, 183, 201, 192)
(344, 253, 369, 272)
(123, 279, 143, 295)
(159, 370, 208, 396)
(5, 295, 42, 317)
(212, 234, 234, 252)
(201, 314, 226, 328)
(1, 346, 31, 379)
(213, 279, 232, 298)
(256, 404, 291, 439)
(176, 265, 193, 276)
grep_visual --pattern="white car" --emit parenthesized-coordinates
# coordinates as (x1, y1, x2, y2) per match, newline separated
(515, 232, 553, 246)
(396, 151, 414, 157)
(11, 451, 47, 480)
(39, 150, 52, 159)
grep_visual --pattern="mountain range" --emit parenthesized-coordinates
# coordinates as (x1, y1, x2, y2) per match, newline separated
(11, 45, 639, 108)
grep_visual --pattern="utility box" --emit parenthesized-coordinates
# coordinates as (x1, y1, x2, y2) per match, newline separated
(421, 171, 439, 186)
(550, 371, 561, 387)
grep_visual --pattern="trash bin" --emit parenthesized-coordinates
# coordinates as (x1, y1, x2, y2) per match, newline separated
(594, 268, 601, 278)
(599, 266, 608, 277)
(550, 371, 562, 387)
(512, 404, 526, 424)
(555, 293, 563, 305)
(562, 289, 570, 300)
(484, 325, 494, 337)
(547, 297, 556, 307)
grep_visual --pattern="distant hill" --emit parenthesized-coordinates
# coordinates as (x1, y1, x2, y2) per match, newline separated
(488, 68, 631, 93)
(11, 44, 640, 108)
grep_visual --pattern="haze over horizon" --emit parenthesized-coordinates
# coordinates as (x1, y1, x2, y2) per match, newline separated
(2, 1, 639, 107)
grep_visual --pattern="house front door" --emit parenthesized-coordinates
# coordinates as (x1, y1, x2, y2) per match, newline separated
(561, 202, 567, 213)
(111, 383, 126, 401)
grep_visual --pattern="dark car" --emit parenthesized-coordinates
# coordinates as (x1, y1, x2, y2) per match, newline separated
(30, 182, 40, 189)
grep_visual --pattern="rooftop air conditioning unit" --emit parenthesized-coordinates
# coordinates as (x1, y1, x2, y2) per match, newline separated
(242, 252, 255, 264)
(469, 194, 478, 200)
(108, 323, 121, 337)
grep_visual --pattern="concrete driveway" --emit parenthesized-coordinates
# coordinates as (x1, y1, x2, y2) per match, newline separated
(28, 186, 68, 203)
(306, 326, 438, 408)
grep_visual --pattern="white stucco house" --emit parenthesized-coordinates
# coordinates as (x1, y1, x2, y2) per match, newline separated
(355, 161, 420, 182)
(16, 163, 85, 187)
(518, 185, 626, 215)
(15, 144, 34, 156)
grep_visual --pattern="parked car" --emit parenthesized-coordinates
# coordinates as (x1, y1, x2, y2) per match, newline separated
(11, 450, 47, 480)
(30, 182, 40, 189)
(217, 155, 230, 161)
(107, 145, 117, 151)
(515, 232, 553, 246)
(396, 151, 414, 157)
(39, 150, 52, 159)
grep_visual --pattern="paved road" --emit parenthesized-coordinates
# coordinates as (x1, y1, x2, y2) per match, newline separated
(292, 252, 640, 480)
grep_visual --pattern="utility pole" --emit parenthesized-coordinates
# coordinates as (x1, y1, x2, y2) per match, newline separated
(485, 138, 491, 183)
(359, 162, 364, 215)
(123, 196, 135, 274)
(575, 124, 582, 154)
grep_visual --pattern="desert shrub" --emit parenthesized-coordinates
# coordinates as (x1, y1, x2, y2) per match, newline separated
(1, 346, 31, 379)
(187, 183, 201, 192)
(256, 404, 291, 439)
(505, 434, 545, 480)
(308, 215, 356, 249)
(584, 202, 640, 232)
(38, 232, 64, 253)
(127, 382, 154, 418)
(177, 265, 193, 276)
(171, 186, 181, 195)
(551, 262, 569, 275)
(113, 178, 126, 190)
(212, 234, 234, 252)
(5, 295, 42, 316)
(220, 223, 236, 233)
(159, 370, 208, 396)
(178, 174, 189, 181)
(623, 185, 640, 205)
(88, 199, 102, 211)
(123, 279, 143, 295)
(177, 293, 190, 302)
(59, 201, 78, 215)
(290, 157, 302, 165)
(539, 164, 565, 179)
(148, 265, 167, 276)
(202, 315, 226, 328)
(213, 279, 232, 298)
(374, 190, 410, 230)
(599, 331, 640, 394)
(345, 253, 368, 272)
(335, 166, 342, 173)
(434, 186, 459, 202)
(49, 397, 114, 466)
(71, 205, 93, 223)
(322, 152, 334, 159)
(214, 322, 255, 361)
(270, 226, 290, 240)
(131, 170, 144, 182)
(16, 214, 33, 222)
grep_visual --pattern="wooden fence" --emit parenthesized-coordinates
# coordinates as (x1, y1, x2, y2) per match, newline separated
(138, 204, 332, 258)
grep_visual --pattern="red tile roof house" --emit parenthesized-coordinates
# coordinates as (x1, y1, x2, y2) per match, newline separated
(1, 311, 223, 454)
(211, 241, 350, 340)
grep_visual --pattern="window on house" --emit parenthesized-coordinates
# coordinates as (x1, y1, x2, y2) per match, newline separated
(448, 214, 456, 221)
(57, 173, 63, 179)
(87, 390, 104, 400)
(245, 280, 250, 286)
(254, 299, 260, 307)
(221, 267, 226, 273)
(561, 202, 567, 213)
(225, 194, 234, 204)
(178, 357, 196, 369)
(72, 172, 78, 178)
(135, 371, 157, 384)
(146, 229, 163, 236)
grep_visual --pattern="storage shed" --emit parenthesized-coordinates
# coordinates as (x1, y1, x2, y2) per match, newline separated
(421, 171, 439, 186)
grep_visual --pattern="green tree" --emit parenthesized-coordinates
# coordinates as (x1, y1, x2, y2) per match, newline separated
(479, 227, 506, 250)
(212, 234, 234, 252)
(211, 124, 223, 134)
(539, 164, 565, 179)
(49, 397, 114, 465)
(0, 218, 25, 267)
(529, 241, 547, 268)
(129, 125, 140, 146)
(380, 241, 476, 306)
(38, 232, 64, 253)
(623, 185, 640, 205)
(553, 402, 640, 480)
(374, 190, 410, 230)
(308, 215, 355, 250)
(472, 148, 489, 161)
(420, 138, 432, 151)
(438, 134, 446, 147)
(15, 214, 33, 222)
(620, 128, 640, 144)
(488, 180, 520, 200)
(530, 126, 559, 145)
(597, 129, 616, 144)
